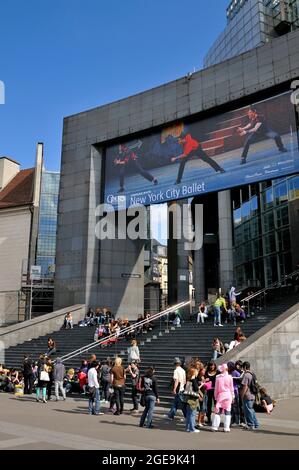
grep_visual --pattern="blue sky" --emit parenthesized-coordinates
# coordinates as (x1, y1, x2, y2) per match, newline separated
(0, 0, 228, 171)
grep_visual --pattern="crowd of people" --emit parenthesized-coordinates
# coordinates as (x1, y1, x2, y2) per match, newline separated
(0, 345, 275, 433)
(196, 287, 248, 327)
(0, 300, 275, 434)
(165, 357, 275, 433)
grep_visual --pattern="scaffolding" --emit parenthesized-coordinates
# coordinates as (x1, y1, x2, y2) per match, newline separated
(19, 262, 54, 321)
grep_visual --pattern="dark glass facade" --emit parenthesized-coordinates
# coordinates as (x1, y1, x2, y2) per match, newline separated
(204, 0, 299, 68)
(232, 175, 299, 288)
(36, 171, 60, 278)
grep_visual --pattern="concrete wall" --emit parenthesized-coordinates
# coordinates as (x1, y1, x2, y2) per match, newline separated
(0, 207, 31, 292)
(55, 29, 299, 318)
(0, 304, 85, 349)
(218, 302, 299, 399)
(0, 291, 18, 326)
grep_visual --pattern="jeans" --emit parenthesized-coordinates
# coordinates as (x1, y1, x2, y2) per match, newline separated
(132, 386, 139, 410)
(45, 348, 56, 357)
(197, 313, 205, 323)
(231, 392, 240, 425)
(243, 398, 259, 428)
(24, 374, 34, 394)
(88, 388, 100, 415)
(119, 160, 154, 189)
(185, 404, 197, 432)
(241, 130, 284, 161)
(140, 395, 156, 428)
(55, 380, 66, 399)
(114, 386, 125, 413)
(206, 389, 215, 422)
(101, 379, 110, 401)
(168, 393, 186, 419)
(176, 148, 223, 183)
(213, 306, 221, 325)
(212, 350, 222, 361)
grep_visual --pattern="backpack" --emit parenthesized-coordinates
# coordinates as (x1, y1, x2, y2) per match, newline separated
(248, 372, 259, 395)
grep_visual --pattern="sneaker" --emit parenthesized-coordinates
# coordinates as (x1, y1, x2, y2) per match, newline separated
(42, 398, 47, 403)
(35, 398, 41, 402)
(164, 415, 174, 420)
(191, 429, 200, 433)
(114, 411, 120, 416)
(218, 324, 223, 327)
(95, 412, 104, 416)
(211, 427, 218, 432)
(223, 429, 230, 432)
(214, 323, 217, 327)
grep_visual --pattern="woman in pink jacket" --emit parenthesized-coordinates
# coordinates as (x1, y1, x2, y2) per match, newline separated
(211, 363, 234, 432)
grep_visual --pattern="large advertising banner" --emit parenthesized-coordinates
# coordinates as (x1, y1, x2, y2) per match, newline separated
(104, 92, 299, 208)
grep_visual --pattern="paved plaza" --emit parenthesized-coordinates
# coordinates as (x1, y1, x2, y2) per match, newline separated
(0, 394, 298, 450)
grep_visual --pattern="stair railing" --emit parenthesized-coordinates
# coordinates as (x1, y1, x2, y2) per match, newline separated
(240, 269, 299, 315)
(59, 300, 191, 364)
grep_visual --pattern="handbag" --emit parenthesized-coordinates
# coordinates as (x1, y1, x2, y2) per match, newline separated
(40, 371, 50, 382)
(183, 381, 200, 399)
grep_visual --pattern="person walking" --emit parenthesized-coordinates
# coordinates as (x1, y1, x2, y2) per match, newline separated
(211, 364, 234, 432)
(166, 357, 186, 420)
(53, 357, 66, 401)
(139, 367, 160, 429)
(87, 361, 103, 416)
(240, 362, 260, 430)
(110, 357, 126, 415)
(184, 367, 200, 433)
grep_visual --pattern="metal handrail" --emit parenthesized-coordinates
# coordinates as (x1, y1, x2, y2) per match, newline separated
(60, 300, 191, 364)
(241, 269, 299, 303)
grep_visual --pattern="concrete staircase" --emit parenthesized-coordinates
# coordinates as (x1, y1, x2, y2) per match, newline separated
(4, 292, 299, 407)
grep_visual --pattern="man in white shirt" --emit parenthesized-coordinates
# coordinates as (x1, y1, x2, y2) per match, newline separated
(87, 361, 103, 416)
(166, 357, 186, 420)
